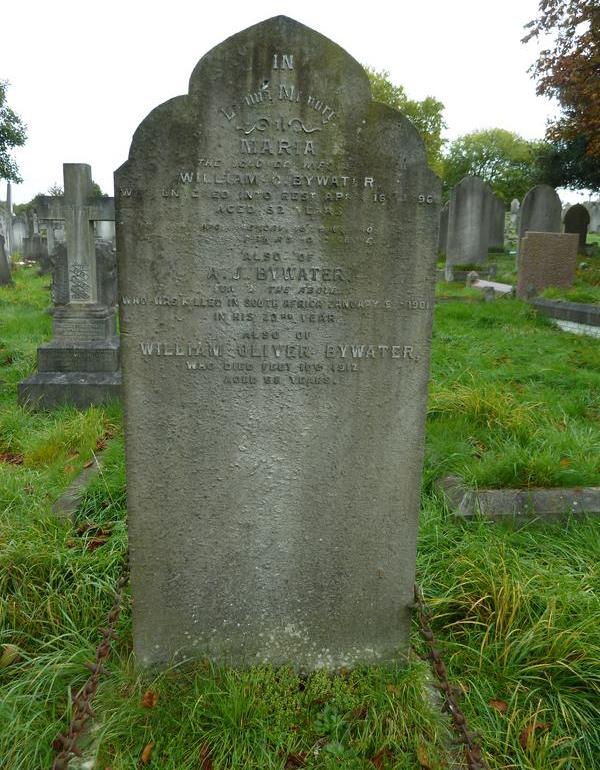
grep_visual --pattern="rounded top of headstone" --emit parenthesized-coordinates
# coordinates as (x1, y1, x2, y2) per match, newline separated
(522, 184, 560, 205)
(119, 15, 432, 174)
(564, 203, 591, 226)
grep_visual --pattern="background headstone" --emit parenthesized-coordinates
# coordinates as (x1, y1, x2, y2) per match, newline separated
(584, 201, 600, 233)
(445, 175, 489, 273)
(115, 15, 440, 670)
(563, 203, 590, 253)
(18, 163, 121, 409)
(510, 198, 520, 231)
(438, 201, 449, 254)
(518, 185, 562, 246)
(0, 234, 12, 286)
(489, 193, 505, 251)
(517, 231, 578, 299)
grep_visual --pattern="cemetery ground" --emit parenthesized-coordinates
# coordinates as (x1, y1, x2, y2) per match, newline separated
(1, 266, 599, 770)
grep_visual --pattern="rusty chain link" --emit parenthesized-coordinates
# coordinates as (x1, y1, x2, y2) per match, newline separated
(51, 553, 129, 770)
(414, 583, 489, 770)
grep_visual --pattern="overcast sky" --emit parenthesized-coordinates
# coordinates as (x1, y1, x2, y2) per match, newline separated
(3, 0, 582, 204)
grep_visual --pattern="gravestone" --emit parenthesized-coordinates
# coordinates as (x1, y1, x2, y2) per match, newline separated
(18, 164, 121, 409)
(50, 239, 117, 308)
(11, 215, 27, 254)
(518, 185, 561, 247)
(22, 233, 49, 266)
(585, 201, 600, 233)
(115, 15, 440, 669)
(517, 232, 578, 299)
(510, 198, 519, 231)
(563, 203, 590, 253)
(445, 175, 489, 274)
(438, 201, 449, 253)
(489, 194, 505, 251)
(0, 235, 12, 286)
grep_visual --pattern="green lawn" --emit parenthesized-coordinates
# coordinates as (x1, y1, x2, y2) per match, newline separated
(1, 266, 599, 769)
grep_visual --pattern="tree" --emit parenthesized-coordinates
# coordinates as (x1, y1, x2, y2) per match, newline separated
(534, 136, 600, 191)
(0, 81, 27, 182)
(523, 0, 600, 189)
(365, 68, 446, 176)
(442, 128, 547, 202)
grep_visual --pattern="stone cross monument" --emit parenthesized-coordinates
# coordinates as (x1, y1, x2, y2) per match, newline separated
(18, 164, 120, 409)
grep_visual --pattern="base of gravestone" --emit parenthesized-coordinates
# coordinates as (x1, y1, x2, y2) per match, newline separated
(52, 305, 117, 341)
(37, 338, 120, 373)
(17, 371, 121, 410)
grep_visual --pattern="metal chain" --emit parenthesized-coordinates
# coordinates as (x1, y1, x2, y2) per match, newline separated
(51, 553, 129, 770)
(414, 583, 489, 770)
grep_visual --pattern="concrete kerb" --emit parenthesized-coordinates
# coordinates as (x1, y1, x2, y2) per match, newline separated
(435, 475, 600, 522)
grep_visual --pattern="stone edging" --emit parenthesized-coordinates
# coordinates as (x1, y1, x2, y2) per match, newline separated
(435, 475, 600, 521)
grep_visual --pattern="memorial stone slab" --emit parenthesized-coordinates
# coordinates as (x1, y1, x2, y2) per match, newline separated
(585, 201, 600, 233)
(115, 15, 440, 670)
(0, 235, 12, 286)
(438, 201, 449, 253)
(563, 203, 590, 253)
(517, 231, 578, 299)
(445, 175, 489, 274)
(510, 198, 519, 230)
(518, 185, 561, 248)
(18, 163, 121, 408)
(489, 193, 505, 251)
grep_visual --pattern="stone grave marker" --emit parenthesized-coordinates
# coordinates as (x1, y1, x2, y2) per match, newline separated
(18, 163, 121, 408)
(445, 175, 489, 275)
(510, 198, 519, 230)
(489, 193, 505, 251)
(0, 234, 12, 286)
(518, 185, 561, 247)
(563, 203, 590, 253)
(438, 201, 449, 253)
(115, 15, 440, 669)
(585, 201, 600, 233)
(517, 231, 578, 299)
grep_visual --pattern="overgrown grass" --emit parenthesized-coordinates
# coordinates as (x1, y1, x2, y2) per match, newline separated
(1, 266, 599, 768)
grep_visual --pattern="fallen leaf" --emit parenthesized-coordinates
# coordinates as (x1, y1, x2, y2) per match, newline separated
(489, 698, 508, 714)
(416, 744, 432, 769)
(86, 536, 110, 551)
(64, 464, 75, 475)
(372, 748, 393, 768)
(83, 459, 95, 469)
(199, 743, 213, 769)
(95, 438, 107, 451)
(1, 644, 21, 668)
(519, 721, 551, 749)
(386, 683, 400, 695)
(142, 689, 159, 708)
(0, 452, 24, 465)
(559, 457, 571, 468)
(351, 705, 368, 720)
(284, 752, 307, 768)
(140, 741, 155, 765)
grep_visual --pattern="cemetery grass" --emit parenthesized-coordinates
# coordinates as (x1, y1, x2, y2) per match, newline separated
(1, 268, 600, 769)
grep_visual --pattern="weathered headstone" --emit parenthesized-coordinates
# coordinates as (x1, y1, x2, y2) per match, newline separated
(18, 164, 121, 409)
(0, 235, 12, 286)
(517, 231, 578, 299)
(438, 201, 449, 253)
(11, 215, 27, 254)
(445, 175, 489, 274)
(518, 185, 562, 246)
(115, 15, 439, 669)
(489, 193, 505, 251)
(563, 203, 590, 253)
(585, 201, 600, 233)
(50, 239, 117, 309)
(22, 233, 49, 266)
(510, 198, 520, 231)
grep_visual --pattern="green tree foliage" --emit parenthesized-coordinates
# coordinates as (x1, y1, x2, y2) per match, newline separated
(0, 80, 27, 182)
(365, 67, 445, 176)
(534, 136, 600, 191)
(523, 0, 600, 186)
(442, 128, 549, 202)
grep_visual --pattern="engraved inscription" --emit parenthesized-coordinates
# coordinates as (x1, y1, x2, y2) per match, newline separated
(69, 264, 91, 301)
